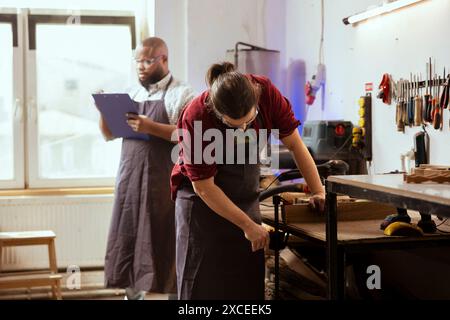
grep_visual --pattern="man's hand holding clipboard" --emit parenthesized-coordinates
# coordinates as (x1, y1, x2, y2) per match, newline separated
(92, 93, 149, 141)
(126, 113, 155, 135)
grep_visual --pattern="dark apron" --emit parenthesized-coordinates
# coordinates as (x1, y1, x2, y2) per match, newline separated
(175, 115, 267, 300)
(105, 78, 177, 294)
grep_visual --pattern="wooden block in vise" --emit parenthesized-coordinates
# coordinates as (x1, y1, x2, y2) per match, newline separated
(282, 200, 397, 224)
(404, 173, 450, 184)
(418, 164, 450, 170)
(404, 165, 450, 184)
(280, 192, 352, 205)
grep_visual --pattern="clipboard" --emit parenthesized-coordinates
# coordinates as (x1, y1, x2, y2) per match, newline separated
(92, 93, 149, 141)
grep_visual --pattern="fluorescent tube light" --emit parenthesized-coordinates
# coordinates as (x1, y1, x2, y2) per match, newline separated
(343, 0, 424, 25)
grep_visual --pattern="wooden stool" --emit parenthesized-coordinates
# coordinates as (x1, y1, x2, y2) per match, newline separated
(0, 231, 62, 300)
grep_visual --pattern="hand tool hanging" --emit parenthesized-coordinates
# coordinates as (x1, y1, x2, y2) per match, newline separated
(424, 58, 433, 123)
(423, 61, 430, 123)
(390, 58, 448, 132)
(430, 71, 436, 125)
(439, 69, 449, 129)
(421, 72, 427, 126)
(390, 74, 397, 103)
(407, 73, 415, 126)
(414, 74, 423, 126)
(395, 79, 401, 130)
(432, 71, 442, 130)
(441, 71, 450, 110)
(377, 73, 392, 105)
(405, 77, 410, 126)
(402, 79, 408, 128)
(396, 79, 405, 132)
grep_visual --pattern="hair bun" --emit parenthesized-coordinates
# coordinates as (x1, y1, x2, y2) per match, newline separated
(206, 62, 236, 87)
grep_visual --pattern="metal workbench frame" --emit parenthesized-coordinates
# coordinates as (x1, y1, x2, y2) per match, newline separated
(325, 178, 450, 300)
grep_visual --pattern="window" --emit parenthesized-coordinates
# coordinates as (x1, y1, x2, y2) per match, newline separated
(35, 24, 131, 180)
(29, 17, 135, 187)
(0, 1, 153, 189)
(0, 13, 24, 189)
(0, 23, 13, 180)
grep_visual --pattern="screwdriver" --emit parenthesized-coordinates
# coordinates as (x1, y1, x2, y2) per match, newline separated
(414, 74, 423, 126)
(432, 73, 441, 130)
(408, 73, 415, 126)
(423, 62, 431, 123)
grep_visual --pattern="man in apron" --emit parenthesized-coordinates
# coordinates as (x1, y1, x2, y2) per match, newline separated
(97, 37, 195, 300)
(171, 62, 325, 300)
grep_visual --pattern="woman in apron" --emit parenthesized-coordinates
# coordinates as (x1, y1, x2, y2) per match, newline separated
(171, 62, 325, 300)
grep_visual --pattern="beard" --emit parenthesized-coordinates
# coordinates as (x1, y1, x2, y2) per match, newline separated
(139, 65, 167, 89)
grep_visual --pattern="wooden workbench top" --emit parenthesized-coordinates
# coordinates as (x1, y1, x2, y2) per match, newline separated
(328, 174, 450, 207)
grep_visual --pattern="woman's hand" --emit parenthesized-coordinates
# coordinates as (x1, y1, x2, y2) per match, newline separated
(126, 113, 153, 134)
(309, 192, 326, 213)
(244, 222, 270, 252)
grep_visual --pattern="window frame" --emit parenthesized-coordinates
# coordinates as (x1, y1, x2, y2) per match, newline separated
(26, 10, 136, 188)
(0, 11, 25, 189)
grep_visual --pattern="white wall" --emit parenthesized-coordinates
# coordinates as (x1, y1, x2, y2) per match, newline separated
(154, 0, 188, 81)
(185, 0, 289, 92)
(155, 0, 286, 93)
(154, 0, 449, 173)
(285, 0, 450, 174)
(186, 0, 266, 91)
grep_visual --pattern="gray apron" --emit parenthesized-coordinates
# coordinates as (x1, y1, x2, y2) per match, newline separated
(105, 78, 176, 294)
(175, 115, 266, 300)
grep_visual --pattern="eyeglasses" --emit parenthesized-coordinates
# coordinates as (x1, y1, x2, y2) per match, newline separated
(219, 107, 259, 130)
(134, 55, 164, 68)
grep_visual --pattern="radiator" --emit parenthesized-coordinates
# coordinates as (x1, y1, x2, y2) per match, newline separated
(0, 195, 114, 272)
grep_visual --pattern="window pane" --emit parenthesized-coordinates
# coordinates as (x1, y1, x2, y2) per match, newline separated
(0, 0, 140, 11)
(36, 24, 133, 179)
(0, 23, 14, 180)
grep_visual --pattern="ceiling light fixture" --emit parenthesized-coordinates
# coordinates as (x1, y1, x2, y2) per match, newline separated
(343, 0, 424, 25)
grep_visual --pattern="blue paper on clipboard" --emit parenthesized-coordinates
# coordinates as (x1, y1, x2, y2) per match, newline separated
(92, 93, 149, 141)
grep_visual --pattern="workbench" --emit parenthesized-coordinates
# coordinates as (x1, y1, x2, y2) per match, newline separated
(260, 174, 450, 300)
(325, 174, 450, 300)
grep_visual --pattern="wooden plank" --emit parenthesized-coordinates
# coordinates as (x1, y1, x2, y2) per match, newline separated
(0, 231, 55, 240)
(48, 239, 58, 274)
(419, 164, 450, 170)
(279, 192, 351, 204)
(0, 273, 62, 281)
(0, 231, 55, 247)
(414, 169, 450, 176)
(0, 238, 54, 247)
(281, 201, 396, 224)
(0, 187, 114, 197)
(404, 168, 450, 184)
(0, 273, 62, 290)
(404, 173, 450, 184)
